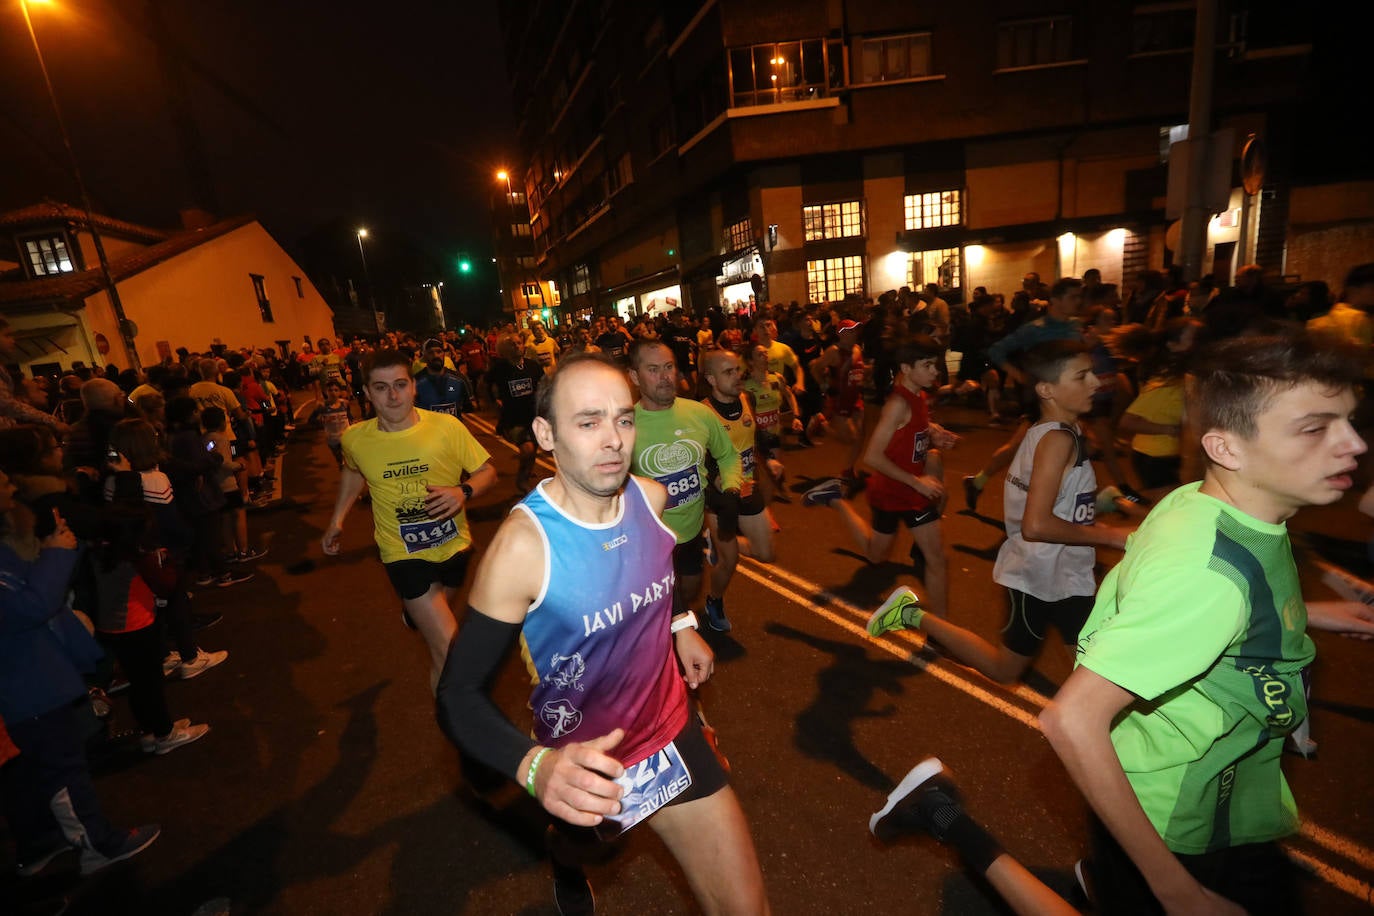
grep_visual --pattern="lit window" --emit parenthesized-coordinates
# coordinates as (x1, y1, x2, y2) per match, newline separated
(857, 32, 933, 82)
(806, 256, 865, 303)
(903, 190, 962, 230)
(569, 264, 591, 297)
(908, 248, 961, 290)
(725, 218, 753, 253)
(804, 201, 865, 242)
(522, 282, 540, 298)
(250, 273, 274, 323)
(729, 39, 829, 108)
(996, 16, 1075, 70)
(512, 223, 532, 237)
(23, 235, 75, 277)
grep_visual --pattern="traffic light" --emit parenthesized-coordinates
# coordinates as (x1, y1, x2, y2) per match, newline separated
(458, 259, 472, 274)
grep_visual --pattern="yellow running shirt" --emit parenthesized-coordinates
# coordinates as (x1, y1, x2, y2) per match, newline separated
(341, 410, 491, 563)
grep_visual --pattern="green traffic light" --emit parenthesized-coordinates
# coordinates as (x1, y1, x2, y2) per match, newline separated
(458, 260, 472, 274)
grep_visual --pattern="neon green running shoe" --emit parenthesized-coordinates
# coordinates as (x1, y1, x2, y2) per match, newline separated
(866, 586, 924, 637)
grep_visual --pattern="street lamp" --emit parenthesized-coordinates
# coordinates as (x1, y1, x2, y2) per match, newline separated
(356, 227, 379, 333)
(20, 0, 141, 371)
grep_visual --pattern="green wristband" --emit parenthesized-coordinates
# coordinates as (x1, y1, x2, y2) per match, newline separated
(525, 747, 551, 798)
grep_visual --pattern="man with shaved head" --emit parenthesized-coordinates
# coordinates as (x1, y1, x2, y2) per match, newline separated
(699, 348, 776, 632)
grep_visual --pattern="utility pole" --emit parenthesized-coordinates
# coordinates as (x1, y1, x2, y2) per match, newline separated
(21, 0, 142, 371)
(1177, 0, 1217, 282)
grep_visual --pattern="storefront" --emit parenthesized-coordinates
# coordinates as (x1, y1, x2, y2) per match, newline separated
(639, 284, 681, 318)
(716, 248, 765, 314)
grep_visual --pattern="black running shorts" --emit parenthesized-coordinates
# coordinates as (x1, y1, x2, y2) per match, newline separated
(1000, 589, 1093, 657)
(384, 549, 472, 601)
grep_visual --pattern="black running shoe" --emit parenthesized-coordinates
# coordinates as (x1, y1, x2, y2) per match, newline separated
(552, 860, 595, 916)
(870, 757, 964, 842)
(962, 476, 981, 512)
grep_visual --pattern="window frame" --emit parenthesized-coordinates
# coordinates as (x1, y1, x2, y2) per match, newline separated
(903, 190, 963, 231)
(907, 248, 962, 291)
(803, 200, 866, 242)
(21, 233, 76, 278)
(855, 31, 934, 84)
(725, 218, 753, 254)
(805, 255, 865, 304)
(994, 15, 1078, 72)
(728, 38, 831, 108)
(249, 273, 274, 323)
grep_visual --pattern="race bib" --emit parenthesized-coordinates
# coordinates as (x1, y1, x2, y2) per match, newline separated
(426, 402, 459, 416)
(740, 446, 755, 481)
(599, 740, 693, 837)
(399, 517, 459, 554)
(911, 430, 930, 465)
(659, 466, 702, 510)
(755, 408, 780, 430)
(508, 377, 535, 398)
(1071, 491, 1096, 525)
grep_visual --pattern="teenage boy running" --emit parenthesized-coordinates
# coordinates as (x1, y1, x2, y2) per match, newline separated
(868, 340, 1129, 684)
(1041, 331, 1374, 914)
(804, 336, 955, 617)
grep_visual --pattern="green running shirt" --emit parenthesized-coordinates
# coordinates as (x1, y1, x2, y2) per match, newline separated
(1076, 483, 1314, 855)
(631, 399, 742, 544)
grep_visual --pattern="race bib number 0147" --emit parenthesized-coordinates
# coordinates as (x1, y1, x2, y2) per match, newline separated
(400, 517, 459, 554)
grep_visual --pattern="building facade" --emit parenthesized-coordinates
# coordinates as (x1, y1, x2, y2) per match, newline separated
(490, 174, 562, 328)
(0, 202, 337, 375)
(498, 0, 1334, 318)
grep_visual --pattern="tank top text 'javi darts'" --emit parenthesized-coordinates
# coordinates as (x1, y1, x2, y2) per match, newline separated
(515, 477, 688, 767)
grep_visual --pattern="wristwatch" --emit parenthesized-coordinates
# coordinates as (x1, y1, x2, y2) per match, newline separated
(671, 610, 699, 633)
(460, 483, 474, 500)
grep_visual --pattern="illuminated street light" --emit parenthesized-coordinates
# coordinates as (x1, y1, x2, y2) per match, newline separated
(355, 227, 379, 331)
(496, 169, 509, 183)
(21, 0, 141, 370)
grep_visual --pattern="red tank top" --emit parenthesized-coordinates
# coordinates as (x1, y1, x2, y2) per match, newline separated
(865, 385, 933, 511)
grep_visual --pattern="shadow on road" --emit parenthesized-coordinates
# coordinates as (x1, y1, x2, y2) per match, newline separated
(764, 621, 913, 793)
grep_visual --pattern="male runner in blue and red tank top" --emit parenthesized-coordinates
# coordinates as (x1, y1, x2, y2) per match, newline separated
(435, 352, 768, 914)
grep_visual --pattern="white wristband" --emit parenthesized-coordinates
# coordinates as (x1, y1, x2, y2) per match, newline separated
(671, 611, 698, 633)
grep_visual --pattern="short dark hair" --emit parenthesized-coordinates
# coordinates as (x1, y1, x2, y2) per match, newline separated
(166, 395, 199, 428)
(534, 351, 624, 429)
(1049, 277, 1084, 300)
(1022, 339, 1090, 386)
(361, 349, 410, 382)
(201, 406, 227, 431)
(895, 334, 945, 367)
(109, 418, 162, 472)
(1188, 330, 1364, 440)
(628, 338, 672, 369)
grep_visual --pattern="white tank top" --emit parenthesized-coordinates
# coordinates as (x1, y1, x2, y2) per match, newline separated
(992, 421, 1098, 601)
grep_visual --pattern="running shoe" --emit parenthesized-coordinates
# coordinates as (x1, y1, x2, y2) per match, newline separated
(79, 825, 161, 875)
(232, 546, 268, 563)
(1117, 484, 1151, 506)
(802, 478, 844, 507)
(866, 586, 924, 637)
(177, 649, 228, 680)
(161, 651, 182, 677)
(704, 596, 731, 632)
(552, 860, 595, 916)
(139, 718, 190, 754)
(15, 840, 72, 877)
(962, 475, 981, 512)
(216, 571, 254, 587)
(152, 722, 210, 756)
(869, 757, 962, 842)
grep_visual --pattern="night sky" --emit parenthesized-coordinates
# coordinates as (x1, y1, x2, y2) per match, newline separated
(0, 0, 515, 313)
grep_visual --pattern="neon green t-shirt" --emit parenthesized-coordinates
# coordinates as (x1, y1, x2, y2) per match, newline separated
(1076, 483, 1314, 854)
(341, 410, 491, 563)
(631, 398, 742, 543)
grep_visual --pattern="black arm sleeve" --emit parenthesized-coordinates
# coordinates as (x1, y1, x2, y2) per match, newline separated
(434, 606, 538, 781)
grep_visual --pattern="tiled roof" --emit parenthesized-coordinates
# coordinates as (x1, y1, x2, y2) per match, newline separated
(0, 200, 170, 243)
(0, 214, 257, 307)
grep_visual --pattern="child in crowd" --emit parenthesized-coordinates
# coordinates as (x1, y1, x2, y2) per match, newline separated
(202, 407, 264, 565)
(867, 340, 1129, 684)
(804, 336, 955, 618)
(311, 380, 355, 468)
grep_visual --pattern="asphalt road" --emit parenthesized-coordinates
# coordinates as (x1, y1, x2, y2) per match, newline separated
(5, 396, 1373, 915)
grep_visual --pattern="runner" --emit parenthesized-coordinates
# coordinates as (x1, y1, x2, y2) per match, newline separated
(434, 353, 768, 914)
(699, 349, 776, 633)
(809, 318, 868, 480)
(321, 349, 496, 692)
(628, 340, 742, 628)
(487, 335, 546, 493)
